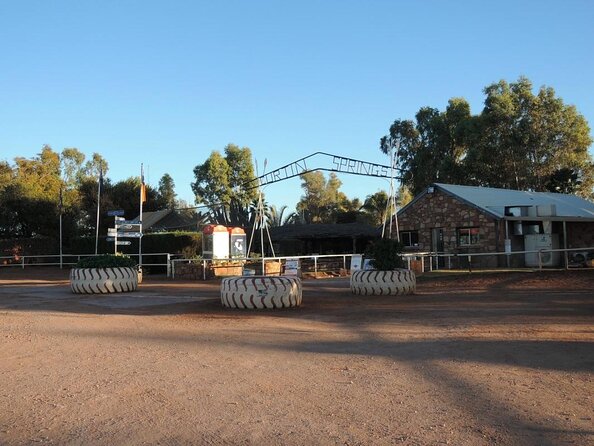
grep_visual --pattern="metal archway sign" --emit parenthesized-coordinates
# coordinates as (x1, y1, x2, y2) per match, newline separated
(243, 151, 401, 190)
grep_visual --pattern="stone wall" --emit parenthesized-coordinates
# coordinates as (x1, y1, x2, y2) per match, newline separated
(397, 188, 503, 267)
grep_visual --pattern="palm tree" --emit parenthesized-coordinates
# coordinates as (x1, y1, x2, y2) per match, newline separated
(268, 204, 298, 226)
(361, 191, 389, 226)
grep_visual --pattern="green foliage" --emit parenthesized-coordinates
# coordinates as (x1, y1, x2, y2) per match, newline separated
(383, 76, 594, 197)
(0, 146, 183, 243)
(76, 254, 137, 269)
(0, 237, 58, 257)
(191, 144, 258, 225)
(68, 232, 202, 258)
(361, 191, 389, 226)
(296, 171, 349, 223)
(158, 173, 177, 209)
(359, 187, 412, 226)
(398, 185, 413, 207)
(140, 232, 202, 258)
(365, 238, 404, 270)
(545, 168, 582, 194)
(267, 205, 298, 227)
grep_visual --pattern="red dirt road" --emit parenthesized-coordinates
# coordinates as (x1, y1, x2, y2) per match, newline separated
(0, 268, 593, 445)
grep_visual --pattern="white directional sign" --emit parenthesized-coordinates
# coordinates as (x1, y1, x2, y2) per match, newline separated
(117, 223, 142, 232)
(116, 241, 131, 246)
(107, 228, 117, 235)
(116, 220, 140, 225)
(117, 232, 142, 238)
(106, 237, 116, 242)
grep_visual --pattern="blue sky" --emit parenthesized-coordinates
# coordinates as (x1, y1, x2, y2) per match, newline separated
(1, 0, 593, 209)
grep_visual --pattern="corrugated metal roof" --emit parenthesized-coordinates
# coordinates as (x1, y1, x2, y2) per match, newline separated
(133, 209, 198, 231)
(434, 183, 594, 219)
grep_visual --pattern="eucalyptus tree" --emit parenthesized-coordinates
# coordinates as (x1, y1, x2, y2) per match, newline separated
(381, 76, 594, 197)
(158, 173, 177, 209)
(191, 144, 257, 225)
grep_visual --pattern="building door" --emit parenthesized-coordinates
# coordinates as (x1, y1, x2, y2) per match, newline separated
(431, 228, 445, 268)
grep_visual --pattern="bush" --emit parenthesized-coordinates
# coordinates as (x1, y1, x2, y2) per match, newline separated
(68, 232, 202, 257)
(140, 232, 202, 258)
(76, 254, 137, 269)
(0, 237, 58, 257)
(365, 238, 404, 270)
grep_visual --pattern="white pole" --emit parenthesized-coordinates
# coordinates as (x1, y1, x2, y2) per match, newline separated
(388, 145, 394, 238)
(95, 166, 102, 255)
(114, 216, 118, 255)
(391, 140, 400, 242)
(259, 189, 265, 275)
(59, 185, 63, 269)
(139, 163, 144, 270)
(382, 138, 393, 239)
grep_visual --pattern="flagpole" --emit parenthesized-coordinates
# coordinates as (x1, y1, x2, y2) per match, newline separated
(95, 166, 102, 255)
(139, 163, 144, 270)
(59, 185, 63, 269)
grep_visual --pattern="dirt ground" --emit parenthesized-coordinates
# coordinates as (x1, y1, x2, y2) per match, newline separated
(0, 268, 592, 446)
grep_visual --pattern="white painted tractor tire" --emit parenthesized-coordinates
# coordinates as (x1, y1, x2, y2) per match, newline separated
(70, 267, 138, 294)
(221, 276, 302, 309)
(350, 269, 416, 296)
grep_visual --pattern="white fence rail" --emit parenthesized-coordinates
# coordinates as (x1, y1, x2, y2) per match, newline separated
(170, 254, 358, 280)
(401, 246, 594, 272)
(0, 252, 171, 271)
(2, 247, 592, 279)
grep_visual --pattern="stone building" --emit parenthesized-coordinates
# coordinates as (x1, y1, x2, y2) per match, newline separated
(396, 183, 594, 268)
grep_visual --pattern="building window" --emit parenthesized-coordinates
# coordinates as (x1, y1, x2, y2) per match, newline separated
(401, 231, 419, 247)
(458, 227, 480, 246)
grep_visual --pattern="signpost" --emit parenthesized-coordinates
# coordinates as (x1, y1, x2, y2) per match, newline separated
(117, 223, 142, 232)
(116, 232, 142, 238)
(117, 220, 139, 225)
(106, 207, 144, 255)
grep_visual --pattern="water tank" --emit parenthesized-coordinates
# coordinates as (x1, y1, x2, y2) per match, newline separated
(524, 234, 560, 267)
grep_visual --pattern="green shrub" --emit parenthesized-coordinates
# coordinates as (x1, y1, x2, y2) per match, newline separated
(76, 254, 137, 269)
(365, 238, 404, 270)
(68, 232, 202, 257)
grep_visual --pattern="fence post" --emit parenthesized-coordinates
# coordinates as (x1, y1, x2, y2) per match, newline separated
(564, 249, 569, 270)
(421, 256, 425, 273)
(314, 257, 318, 276)
(538, 250, 543, 271)
(468, 255, 472, 273)
(167, 254, 172, 278)
(447, 255, 451, 270)
(343, 255, 346, 271)
(203, 260, 206, 281)
(407, 257, 410, 270)
(21, 256, 25, 269)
